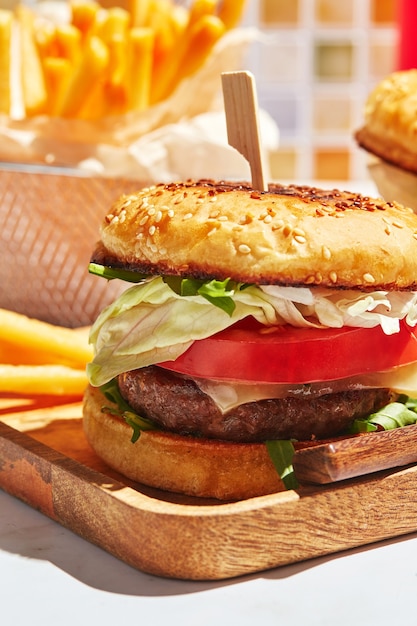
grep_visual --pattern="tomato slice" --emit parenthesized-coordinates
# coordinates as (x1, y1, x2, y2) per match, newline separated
(158, 319, 417, 384)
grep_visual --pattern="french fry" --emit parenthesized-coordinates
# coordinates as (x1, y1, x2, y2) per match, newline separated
(175, 14, 226, 84)
(34, 18, 57, 60)
(0, 9, 12, 115)
(70, 0, 99, 41)
(58, 34, 109, 118)
(151, 13, 225, 104)
(128, 26, 154, 112)
(55, 23, 82, 65)
(16, 5, 48, 117)
(95, 6, 130, 43)
(218, 0, 247, 30)
(0, 364, 88, 396)
(188, 0, 217, 28)
(76, 31, 130, 119)
(0, 308, 93, 369)
(129, 0, 152, 28)
(42, 56, 73, 116)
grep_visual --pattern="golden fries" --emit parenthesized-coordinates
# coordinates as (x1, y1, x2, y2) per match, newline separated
(3, 0, 247, 120)
(0, 308, 93, 397)
(0, 365, 89, 396)
(0, 308, 93, 369)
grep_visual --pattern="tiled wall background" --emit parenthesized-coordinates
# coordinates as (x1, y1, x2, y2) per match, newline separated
(242, 0, 398, 182)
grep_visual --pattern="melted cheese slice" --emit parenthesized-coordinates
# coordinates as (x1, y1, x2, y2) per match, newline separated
(193, 361, 417, 413)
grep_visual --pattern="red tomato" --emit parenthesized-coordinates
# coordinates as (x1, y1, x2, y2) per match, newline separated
(158, 318, 417, 384)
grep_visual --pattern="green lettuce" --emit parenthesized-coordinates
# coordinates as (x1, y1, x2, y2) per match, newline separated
(99, 378, 156, 443)
(266, 440, 299, 490)
(350, 395, 417, 433)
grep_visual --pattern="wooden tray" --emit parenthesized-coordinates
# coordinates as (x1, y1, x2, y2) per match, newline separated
(1, 392, 417, 581)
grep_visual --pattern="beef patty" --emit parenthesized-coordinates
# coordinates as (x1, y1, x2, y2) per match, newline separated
(118, 366, 393, 443)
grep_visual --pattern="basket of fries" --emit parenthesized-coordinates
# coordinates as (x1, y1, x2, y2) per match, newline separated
(0, 0, 256, 179)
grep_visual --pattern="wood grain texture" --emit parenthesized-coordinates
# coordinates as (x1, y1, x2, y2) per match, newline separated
(1, 395, 417, 580)
(293, 424, 417, 484)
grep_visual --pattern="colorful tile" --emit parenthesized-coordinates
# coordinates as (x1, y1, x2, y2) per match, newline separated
(314, 42, 354, 80)
(313, 95, 353, 132)
(260, 0, 300, 25)
(370, 0, 396, 24)
(314, 0, 355, 25)
(314, 148, 351, 180)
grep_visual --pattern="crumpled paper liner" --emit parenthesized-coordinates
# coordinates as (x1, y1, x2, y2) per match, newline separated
(367, 156, 417, 213)
(0, 28, 269, 181)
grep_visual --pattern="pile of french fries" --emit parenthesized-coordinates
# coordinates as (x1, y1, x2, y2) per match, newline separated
(0, 0, 246, 120)
(0, 308, 93, 397)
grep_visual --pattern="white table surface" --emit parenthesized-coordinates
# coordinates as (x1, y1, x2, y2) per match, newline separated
(2, 178, 416, 626)
(2, 488, 417, 626)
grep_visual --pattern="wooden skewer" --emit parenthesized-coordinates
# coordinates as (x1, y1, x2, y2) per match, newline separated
(221, 70, 268, 191)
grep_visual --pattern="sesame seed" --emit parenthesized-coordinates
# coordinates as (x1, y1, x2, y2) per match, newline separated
(147, 207, 156, 216)
(315, 272, 323, 284)
(167, 209, 175, 218)
(392, 220, 403, 228)
(183, 213, 193, 220)
(385, 225, 392, 235)
(139, 215, 149, 226)
(263, 215, 272, 224)
(293, 227, 305, 237)
(210, 209, 220, 218)
(294, 235, 306, 244)
(207, 228, 217, 237)
(154, 210, 163, 223)
(209, 196, 217, 202)
(322, 245, 331, 260)
(329, 271, 338, 283)
(218, 215, 228, 222)
(363, 273, 376, 283)
(238, 244, 251, 254)
(149, 225, 156, 236)
(282, 224, 292, 237)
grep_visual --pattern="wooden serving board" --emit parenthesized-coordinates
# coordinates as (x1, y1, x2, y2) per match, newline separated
(1, 393, 417, 581)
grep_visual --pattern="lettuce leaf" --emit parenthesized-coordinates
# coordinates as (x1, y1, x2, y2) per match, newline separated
(350, 395, 417, 433)
(266, 440, 299, 490)
(99, 378, 156, 443)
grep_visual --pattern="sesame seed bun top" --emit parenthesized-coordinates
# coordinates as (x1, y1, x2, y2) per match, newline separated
(91, 179, 417, 291)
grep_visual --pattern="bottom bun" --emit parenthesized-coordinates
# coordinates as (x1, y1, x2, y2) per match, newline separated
(83, 385, 285, 501)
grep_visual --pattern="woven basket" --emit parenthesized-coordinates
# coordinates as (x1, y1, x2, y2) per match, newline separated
(0, 165, 145, 327)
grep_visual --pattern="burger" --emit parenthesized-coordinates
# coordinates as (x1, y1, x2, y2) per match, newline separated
(83, 179, 417, 501)
(355, 69, 417, 176)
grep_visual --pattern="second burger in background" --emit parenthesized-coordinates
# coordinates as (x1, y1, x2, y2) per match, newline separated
(83, 180, 417, 500)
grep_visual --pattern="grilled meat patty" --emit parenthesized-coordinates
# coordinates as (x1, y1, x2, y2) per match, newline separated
(118, 366, 393, 443)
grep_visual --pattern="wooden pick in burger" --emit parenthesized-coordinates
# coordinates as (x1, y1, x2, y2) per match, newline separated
(221, 70, 268, 191)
